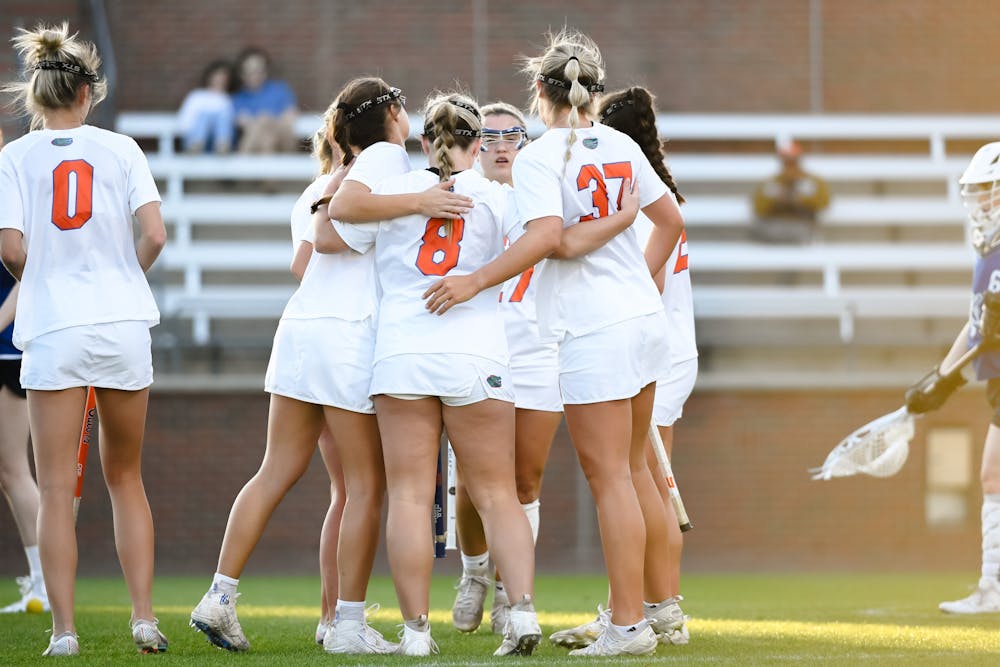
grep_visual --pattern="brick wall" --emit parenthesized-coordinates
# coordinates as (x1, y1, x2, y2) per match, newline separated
(2, 1, 997, 134)
(0, 387, 986, 576)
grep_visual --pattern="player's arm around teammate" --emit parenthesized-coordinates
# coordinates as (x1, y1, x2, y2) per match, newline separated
(0, 23, 167, 656)
(190, 79, 414, 657)
(333, 92, 544, 657)
(506, 30, 683, 658)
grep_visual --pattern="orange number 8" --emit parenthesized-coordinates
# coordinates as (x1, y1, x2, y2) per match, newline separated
(415, 217, 465, 276)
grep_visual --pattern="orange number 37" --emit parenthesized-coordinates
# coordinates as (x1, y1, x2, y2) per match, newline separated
(577, 161, 632, 222)
(51, 159, 94, 231)
(415, 217, 465, 276)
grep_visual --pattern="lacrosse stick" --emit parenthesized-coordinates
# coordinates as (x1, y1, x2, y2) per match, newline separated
(649, 421, 693, 532)
(811, 341, 984, 480)
(445, 441, 457, 550)
(73, 387, 97, 522)
(433, 445, 446, 558)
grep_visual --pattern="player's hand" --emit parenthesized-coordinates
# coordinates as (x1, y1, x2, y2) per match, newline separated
(904, 368, 966, 414)
(417, 179, 474, 219)
(620, 177, 639, 218)
(423, 273, 485, 315)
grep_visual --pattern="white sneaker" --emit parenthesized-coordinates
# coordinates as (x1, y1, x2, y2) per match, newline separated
(493, 595, 542, 656)
(1, 575, 49, 614)
(396, 618, 439, 656)
(132, 618, 169, 654)
(315, 619, 332, 645)
(190, 588, 250, 651)
(452, 572, 491, 632)
(568, 622, 658, 657)
(490, 586, 510, 635)
(549, 605, 609, 649)
(324, 617, 398, 654)
(645, 595, 690, 645)
(940, 578, 1000, 614)
(42, 632, 79, 657)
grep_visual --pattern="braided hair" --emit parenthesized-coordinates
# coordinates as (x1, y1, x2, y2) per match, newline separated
(598, 86, 684, 205)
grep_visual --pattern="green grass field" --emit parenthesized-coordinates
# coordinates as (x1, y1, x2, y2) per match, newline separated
(2, 573, 999, 665)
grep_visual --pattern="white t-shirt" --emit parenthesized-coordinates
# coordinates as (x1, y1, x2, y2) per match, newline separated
(281, 142, 410, 321)
(513, 122, 669, 340)
(177, 89, 234, 132)
(290, 173, 333, 251)
(335, 169, 516, 364)
(0, 125, 161, 348)
(633, 211, 698, 364)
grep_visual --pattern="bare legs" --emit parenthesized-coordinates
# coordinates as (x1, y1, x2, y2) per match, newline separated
(0, 386, 37, 549)
(316, 426, 345, 624)
(216, 395, 323, 578)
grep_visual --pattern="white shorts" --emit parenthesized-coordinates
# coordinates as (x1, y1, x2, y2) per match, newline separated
(652, 357, 698, 427)
(20, 321, 153, 391)
(371, 353, 515, 407)
(510, 347, 561, 412)
(559, 311, 670, 405)
(264, 317, 375, 414)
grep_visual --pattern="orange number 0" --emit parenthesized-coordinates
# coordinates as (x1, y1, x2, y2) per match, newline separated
(51, 159, 94, 231)
(508, 266, 534, 303)
(577, 161, 632, 222)
(415, 217, 465, 276)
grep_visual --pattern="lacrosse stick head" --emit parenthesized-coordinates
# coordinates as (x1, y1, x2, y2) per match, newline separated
(810, 406, 915, 480)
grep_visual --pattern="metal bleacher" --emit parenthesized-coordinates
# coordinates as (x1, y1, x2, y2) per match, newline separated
(114, 111, 1000, 386)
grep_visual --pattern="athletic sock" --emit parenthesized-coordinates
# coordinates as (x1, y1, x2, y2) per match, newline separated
(25, 545, 43, 583)
(405, 614, 429, 632)
(461, 550, 490, 574)
(982, 495, 1000, 585)
(521, 500, 540, 544)
(609, 618, 649, 637)
(335, 599, 365, 622)
(211, 572, 239, 595)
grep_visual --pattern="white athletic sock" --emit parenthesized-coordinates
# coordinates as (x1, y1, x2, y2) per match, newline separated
(609, 618, 649, 637)
(461, 550, 490, 574)
(521, 500, 540, 545)
(404, 614, 429, 632)
(982, 495, 1000, 584)
(335, 599, 365, 622)
(211, 572, 239, 595)
(25, 545, 43, 582)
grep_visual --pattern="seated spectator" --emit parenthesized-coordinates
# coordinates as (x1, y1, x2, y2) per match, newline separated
(751, 141, 831, 244)
(177, 60, 235, 154)
(232, 47, 298, 153)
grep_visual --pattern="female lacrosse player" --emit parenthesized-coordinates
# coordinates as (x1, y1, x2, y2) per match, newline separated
(450, 102, 563, 635)
(484, 30, 684, 657)
(0, 23, 167, 656)
(321, 92, 548, 657)
(551, 86, 696, 649)
(191, 77, 471, 656)
(288, 124, 347, 646)
(0, 260, 48, 616)
(906, 142, 1000, 615)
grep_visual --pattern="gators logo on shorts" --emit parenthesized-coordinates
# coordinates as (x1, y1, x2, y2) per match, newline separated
(582, 137, 599, 149)
(487, 374, 503, 388)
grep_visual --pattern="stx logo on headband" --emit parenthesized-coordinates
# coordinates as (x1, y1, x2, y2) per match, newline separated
(536, 73, 605, 93)
(339, 87, 406, 121)
(35, 60, 99, 82)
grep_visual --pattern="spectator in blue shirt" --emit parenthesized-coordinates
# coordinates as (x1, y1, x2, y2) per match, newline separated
(232, 47, 298, 153)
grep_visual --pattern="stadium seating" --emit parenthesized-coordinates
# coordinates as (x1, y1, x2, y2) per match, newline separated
(115, 111, 1000, 382)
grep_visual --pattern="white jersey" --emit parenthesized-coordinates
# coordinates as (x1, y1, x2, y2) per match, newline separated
(281, 142, 409, 321)
(499, 190, 555, 360)
(0, 125, 160, 348)
(633, 211, 697, 364)
(290, 173, 333, 251)
(335, 169, 516, 364)
(513, 122, 669, 340)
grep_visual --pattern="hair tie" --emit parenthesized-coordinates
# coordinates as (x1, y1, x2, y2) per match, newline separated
(35, 60, 98, 82)
(567, 56, 579, 63)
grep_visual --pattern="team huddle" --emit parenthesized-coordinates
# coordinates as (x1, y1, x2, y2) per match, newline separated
(6, 16, 1000, 662)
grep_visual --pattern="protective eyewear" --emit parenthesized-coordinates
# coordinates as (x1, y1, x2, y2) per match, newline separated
(480, 127, 527, 151)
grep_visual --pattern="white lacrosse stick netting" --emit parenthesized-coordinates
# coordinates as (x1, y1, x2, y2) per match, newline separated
(810, 406, 916, 480)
